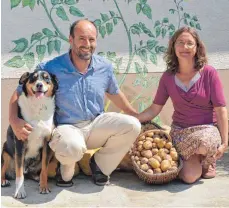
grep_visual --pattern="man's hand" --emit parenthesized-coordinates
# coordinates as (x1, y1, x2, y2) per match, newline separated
(11, 118, 33, 141)
(213, 144, 228, 160)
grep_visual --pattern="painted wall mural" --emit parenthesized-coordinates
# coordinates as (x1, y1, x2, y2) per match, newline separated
(2, 0, 229, 123)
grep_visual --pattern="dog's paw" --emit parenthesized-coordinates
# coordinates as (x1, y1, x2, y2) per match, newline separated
(1, 179, 11, 187)
(39, 185, 51, 194)
(14, 188, 27, 199)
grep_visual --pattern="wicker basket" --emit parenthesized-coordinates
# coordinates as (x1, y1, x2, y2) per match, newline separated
(131, 129, 183, 184)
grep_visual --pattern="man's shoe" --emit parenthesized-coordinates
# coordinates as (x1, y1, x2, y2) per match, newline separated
(202, 162, 216, 179)
(89, 155, 109, 186)
(55, 163, 74, 187)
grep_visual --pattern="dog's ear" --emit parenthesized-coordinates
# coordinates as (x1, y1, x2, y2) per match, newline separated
(19, 72, 30, 85)
(50, 73, 59, 95)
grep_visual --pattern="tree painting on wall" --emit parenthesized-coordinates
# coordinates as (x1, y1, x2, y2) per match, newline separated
(5, 0, 201, 125)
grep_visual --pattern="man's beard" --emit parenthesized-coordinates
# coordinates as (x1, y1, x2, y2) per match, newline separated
(77, 47, 94, 60)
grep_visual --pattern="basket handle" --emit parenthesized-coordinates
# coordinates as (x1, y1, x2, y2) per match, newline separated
(141, 121, 164, 130)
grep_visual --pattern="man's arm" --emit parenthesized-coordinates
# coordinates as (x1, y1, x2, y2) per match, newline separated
(106, 91, 138, 116)
(9, 91, 33, 141)
(214, 106, 228, 159)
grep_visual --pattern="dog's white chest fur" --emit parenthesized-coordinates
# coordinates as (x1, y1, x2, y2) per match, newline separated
(18, 93, 55, 159)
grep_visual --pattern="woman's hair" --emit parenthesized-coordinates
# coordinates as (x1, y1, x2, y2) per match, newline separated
(164, 26, 207, 74)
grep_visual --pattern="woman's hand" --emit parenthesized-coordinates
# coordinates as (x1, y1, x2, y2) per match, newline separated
(213, 144, 228, 160)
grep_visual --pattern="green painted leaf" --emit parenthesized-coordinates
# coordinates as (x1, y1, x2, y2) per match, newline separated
(113, 18, 118, 25)
(99, 26, 106, 38)
(142, 4, 152, 19)
(192, 15, 198, 22)
(115, 57, 123, 66)
(133, 78, 141, 87)
(56, 6, 69, 21)
(162, 17, 169, 23)
(4, 56, 25, 68)
(42, 28, 54, 37)
(36, 45, 46, 61)
(140, 40, 143, 46)
(140, 0, 147, 4)
(184, 13, 190, 19)
(64, 0, 76, 5)
(189, 20, 195, 27)
(51, 0, 59, 5)
(168, 24, 175, 31)
(159, 46, 167, 53)
(169, 31, 175, 38)
(162, 28, 167, 38)
(184, 18, 188, 25)
(134, 62, 142, 73)
(195, 23, 201, 30)
(155, 27, 161, 37)
(47, 40, 55, 55)
(106, 22, 113, 35)
(180, 6, 183, 11)
(11, 0, 21, 9)
(149, 53, 157, 65)
(101, 13, 109, 22)
(147, 40, 157, 50)
(11, 38, 28, 53)
(109, 11, 115, 17)
(24, 52, 35, 69)
(54, 39, 61, 53)
(97, 52, 105, 57)
(155, 45, 160, 53)
(94, 19, 102, 27)
(143, 65, 148, 77)
(139, 101, 146, 113)
(154, 20, 160, 28)
(107, 51, 116, 59)
(22, 0, 35, 10)
(169, 9, 175, 14)
(136, 3, 141, 14)
(31, 32, 43, 43)
(131, 28, 140, 36)
(139, 49, 147, 63)
(69, 6, 84, 17)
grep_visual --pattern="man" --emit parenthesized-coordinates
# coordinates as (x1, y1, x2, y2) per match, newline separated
(9, 19, 141, 186)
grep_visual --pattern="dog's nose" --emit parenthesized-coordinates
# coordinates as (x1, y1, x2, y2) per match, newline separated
(36, 83, 43, 89)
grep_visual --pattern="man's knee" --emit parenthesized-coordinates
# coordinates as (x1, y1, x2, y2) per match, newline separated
(50, 127, 87, 165)
(122, 115, 141, 139)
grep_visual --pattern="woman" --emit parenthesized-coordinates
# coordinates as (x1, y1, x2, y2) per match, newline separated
(137, 27, 228, 184)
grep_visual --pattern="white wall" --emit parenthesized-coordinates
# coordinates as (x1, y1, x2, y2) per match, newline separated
(1, 0, 229, 78)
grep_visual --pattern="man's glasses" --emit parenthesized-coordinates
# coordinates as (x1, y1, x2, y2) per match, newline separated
(175, 41, 196, 49)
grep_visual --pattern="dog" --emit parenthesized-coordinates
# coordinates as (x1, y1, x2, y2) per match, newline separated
(1, 70, 58, 199)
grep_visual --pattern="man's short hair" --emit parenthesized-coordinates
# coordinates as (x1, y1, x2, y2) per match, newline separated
(70, 19, 98, 37)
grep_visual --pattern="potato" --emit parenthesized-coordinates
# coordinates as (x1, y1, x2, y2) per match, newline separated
(170, 151, 178, 161)
(157, 139, 166, 148)
(146, 132, 154, 137)
(148, 158, 160, 169)
(135, 151, 141, 157)
(163, 148, 169, 154)
(151, 148, 159, 155)
(139, 135, 146, 140)
(160, 160, 171, 172)
(140, 164, 149, 172)
(137, 161, 141, 166)
(146, 137, 154, 142)
(141, 150, 153, 158)
(138, 141, 143, 145)
(171, 161, 178, 167)
(170, 147, 176, 152)
(143, 140, 153, 150)
(141, 157, 148, 164)
(152, 142, 157, 148)
(153, 136, 161, 143)
(137, 144, 143, 151)
(165, 142, 172, 149)
(154, 168, 162, 174)
(153, 155, 162, 163)
(135, 156, 140, 161)
(147, 169, 154, 174)
(164, 154, 172, 161)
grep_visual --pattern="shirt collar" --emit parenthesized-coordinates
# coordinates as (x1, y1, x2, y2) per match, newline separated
(63, 50, 95, 74)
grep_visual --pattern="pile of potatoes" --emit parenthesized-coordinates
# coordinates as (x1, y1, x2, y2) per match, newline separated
(131, 131, 179, 174)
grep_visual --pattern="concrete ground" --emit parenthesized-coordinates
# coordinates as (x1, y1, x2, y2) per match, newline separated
(1, 150, 229, 208)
